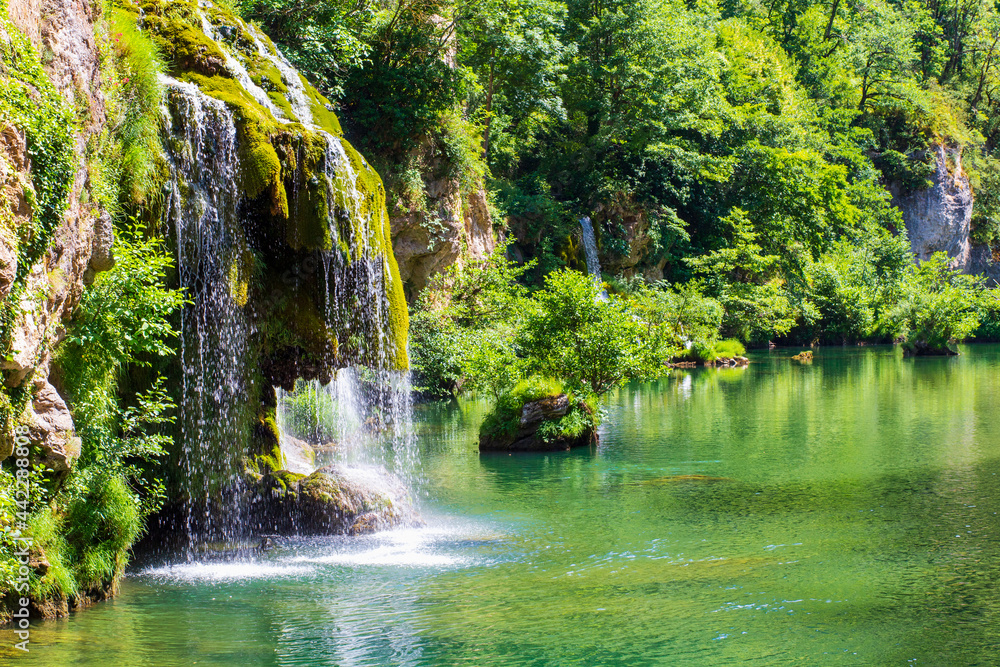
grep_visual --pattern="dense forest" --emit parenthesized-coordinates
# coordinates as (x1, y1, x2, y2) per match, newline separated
(6, 0, 1000, 631)
(235, 0, 1000, 395)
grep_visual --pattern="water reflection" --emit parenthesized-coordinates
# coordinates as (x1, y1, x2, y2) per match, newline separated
(13, 345, 1000, 665)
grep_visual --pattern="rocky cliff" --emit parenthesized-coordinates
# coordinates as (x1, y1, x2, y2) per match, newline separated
(893, 144, 1000, 282)
(0, 0, 108, 469)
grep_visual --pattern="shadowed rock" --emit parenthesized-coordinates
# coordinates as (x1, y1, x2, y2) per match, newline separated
(251, 464, 419, 536)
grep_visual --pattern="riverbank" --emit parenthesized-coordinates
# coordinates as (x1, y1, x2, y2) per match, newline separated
(9, 344, 1000, 664)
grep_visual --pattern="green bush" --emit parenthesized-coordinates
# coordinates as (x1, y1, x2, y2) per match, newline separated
(887, 253, 985, 355)
(25, 508, 76, 599)
(479, 376, 564, 439)
(714, 339, 746, 358)
(62, 471, 142, 591)
(279, 380, 339, 443)
(535, 403, 596, 444)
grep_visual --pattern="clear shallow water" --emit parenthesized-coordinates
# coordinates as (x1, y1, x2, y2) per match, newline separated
(10, 345, 1000, 665)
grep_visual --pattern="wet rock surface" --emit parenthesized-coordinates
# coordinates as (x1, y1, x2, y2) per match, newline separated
(251, 465, 419, 536)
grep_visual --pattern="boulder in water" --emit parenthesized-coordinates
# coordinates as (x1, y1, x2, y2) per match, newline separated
(251, 464, 418, 536)
(480, 394, 597, 452)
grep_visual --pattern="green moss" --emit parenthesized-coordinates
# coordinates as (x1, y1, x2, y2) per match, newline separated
(130, 2, 228, 77)
(299, 74, 343, 136)
(268, 470, 305, 495)
(132, 1, 291, 217)
(248, 405, 287, 474)
(283, 130, 334, 250)
(228, 247, 254, 306)
(181, 72, 288, 217)
(268, 91, 295, 120)
(281, 291, 339, 356)
(384, 238, 410, 370)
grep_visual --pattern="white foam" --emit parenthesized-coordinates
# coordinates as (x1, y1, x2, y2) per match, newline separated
(140, 561, 312, 582)
(300, 547, 461, 568)
(292, 523, 493, 569)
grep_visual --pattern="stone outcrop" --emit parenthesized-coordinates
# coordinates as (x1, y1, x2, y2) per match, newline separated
(252, 465, 418, 536)
(479, 394, 597, 452)
(0, 0, 110, 463)
(25, 380, 81, 477)
(389, 136, 496, 300)
(893, 144, 1000, 282)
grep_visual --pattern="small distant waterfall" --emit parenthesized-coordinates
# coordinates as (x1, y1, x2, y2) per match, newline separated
(162, 77, 251, 549)
(579, 217, 608, 300)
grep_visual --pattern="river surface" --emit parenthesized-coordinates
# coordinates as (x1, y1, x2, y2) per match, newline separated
(10, 345, 1000, 665)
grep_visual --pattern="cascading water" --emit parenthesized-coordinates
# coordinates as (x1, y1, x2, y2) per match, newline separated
(579, 216, 608, 300)
(162, 77, 251, 550)
(158, 14, 414, 552)
(272, 111, 415, 487)
(274, 371, 413, 478)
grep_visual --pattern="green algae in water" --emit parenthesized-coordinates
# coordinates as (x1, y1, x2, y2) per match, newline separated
(15, 345, 1000, 665)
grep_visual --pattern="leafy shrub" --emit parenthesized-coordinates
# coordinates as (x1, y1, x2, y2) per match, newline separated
(519, 269, 650, 394)
(478, 376, 570, 443)
(535, 403, 596, 444)
(887, 253, 984, 354)
(714, 339, 746, 358)
(409, 311, 465, 399)
(62, 471, 142, 591)
(511, 376, 564, 403)
(279, 380, 339, 443)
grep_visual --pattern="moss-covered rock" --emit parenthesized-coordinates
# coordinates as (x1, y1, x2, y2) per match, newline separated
(249, 464, 418, 535)
(480, 393, 598, 452)
(126, 0, 409, 374)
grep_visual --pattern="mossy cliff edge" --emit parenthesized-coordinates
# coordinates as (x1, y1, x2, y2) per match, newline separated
(0, 0, 410, 623)
(128, 0, 407, 373)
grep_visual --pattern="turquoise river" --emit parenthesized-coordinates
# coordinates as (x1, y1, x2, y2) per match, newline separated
(9, 345, 1000, 665)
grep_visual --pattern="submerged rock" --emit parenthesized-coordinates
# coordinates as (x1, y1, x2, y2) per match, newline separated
(251, 464, 419, 536)
(479, 394, 597, 452)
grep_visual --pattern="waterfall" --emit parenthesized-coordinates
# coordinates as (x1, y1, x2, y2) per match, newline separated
(158, 18, 413, 550)
(162, 77, 250, 549)
(274, 371, 414, 479)
(579, 217, 608, 301)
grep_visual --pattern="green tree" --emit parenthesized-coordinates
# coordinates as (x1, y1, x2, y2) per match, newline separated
(887, 253, 985, 354)
(519, 269, 652, 394)
(846, 1, 918, 113)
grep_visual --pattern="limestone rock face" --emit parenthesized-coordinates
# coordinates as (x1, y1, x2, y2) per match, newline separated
(252, 465, 418, 536)
(0, 124, 29, 297)
(0, 0, 110, 464)
(480, 394, 598, 452)
(86, 209, 115, 277)
(895, 146, 974, 265)
(893, 144, 1000, 281)
(389, 137, 495, 300)
(26, 380, 81, 476)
